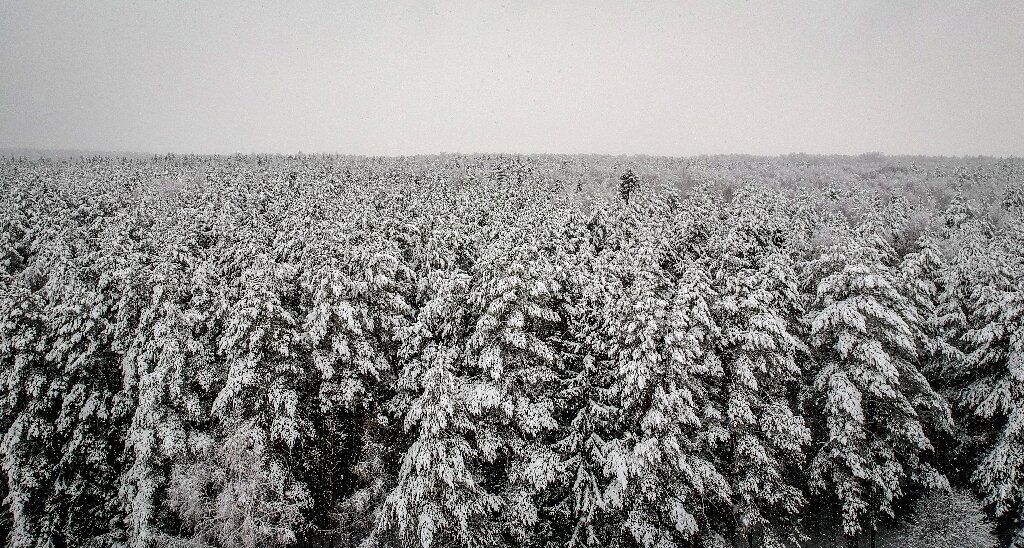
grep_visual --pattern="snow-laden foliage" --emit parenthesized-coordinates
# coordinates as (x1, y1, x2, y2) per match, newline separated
(713, 193, 810, 546)
(803, 222, 951, 538)
(1, 154, 1024, 547)
(121, 241, 223, 548)
(958, 220, 1024, 546)
(582, 202, 729, 547)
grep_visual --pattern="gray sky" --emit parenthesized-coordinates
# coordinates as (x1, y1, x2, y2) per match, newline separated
(1, 1, 1022, 156)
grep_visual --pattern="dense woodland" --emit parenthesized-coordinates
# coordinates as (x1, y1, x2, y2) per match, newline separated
(1, 153, 1022, 548)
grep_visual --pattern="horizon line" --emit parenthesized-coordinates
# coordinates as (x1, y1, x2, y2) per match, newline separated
(2, 147, 1021, 161)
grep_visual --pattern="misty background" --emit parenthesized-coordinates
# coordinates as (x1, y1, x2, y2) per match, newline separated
(1, 0, 1022, 157)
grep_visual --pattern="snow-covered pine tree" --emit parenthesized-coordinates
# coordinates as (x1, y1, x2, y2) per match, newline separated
(582, 199, 729, 548)
(959, 223, 1024, 546)
(119, 236, 225, 547)
(1, 188, 144, 548)
(544, 209, 619, 548)
(899, 236, 947, 376)
(714, 212, 810, 547)
(933, 198, 993, 389)
(367, 173, 569, 546)
(618, 169, 640, 204)
(548, 346, 617, 548)
(0, 183, 43, 546)
(298, 221, 415, 544)
(928, 202, 1003, 488)
(464, 226, 565, 546)
(803, 222, 951, 544)
(167, 252, 312, 548)
(364, 204, 503, 548)
(896, 234, 978, 491)
(0, 267, 55, 548)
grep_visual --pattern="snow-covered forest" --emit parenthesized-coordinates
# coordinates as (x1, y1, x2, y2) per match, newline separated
(1, 153, 1022, 548)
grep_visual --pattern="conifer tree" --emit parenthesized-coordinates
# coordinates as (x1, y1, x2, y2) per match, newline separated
(584, 205, 729, 547)
(366, 208, 494, 548)
(544, 211, 619, 548)
(120, 238, 224, 547)
(900, 236, 947, 374)
(934, 205, 993, 388)
(465, 228, 564, 545)
(168, 254, 312, 548)
(1, 195, 142, 548)
(368, 264, 496, 548)
(299, 224, 416, 544)
(959, 231, 1024, 546)
(0, 273, 55, 548)
(618, 169, 640, 204)
(803, 224, 951, 543)
(715, 218, 809, 547)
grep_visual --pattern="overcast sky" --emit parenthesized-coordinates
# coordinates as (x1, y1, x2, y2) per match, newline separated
(1, 1, 1022, 156)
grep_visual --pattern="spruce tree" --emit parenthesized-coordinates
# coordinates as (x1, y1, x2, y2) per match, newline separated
(715, 219, 809, 547)
(584, 204, 729, 547)
(959, 230, 1024, 546)
(120, 237, 224, 547)
(168, 254, 312, 548)
(803, 224, 951, 543)
(546, 212, 619, 548)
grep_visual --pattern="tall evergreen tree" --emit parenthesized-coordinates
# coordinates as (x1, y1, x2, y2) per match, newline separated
(368, 263, 497, 548)
(167, 254, 312, 548)
(584, 203, 729, 547)
(803, 224, 951, 544)
(715, 218, 810, 547)
(545, 211, 618, 548)
(958, 226, 1024, 546)
(120, 238, 224, 547)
